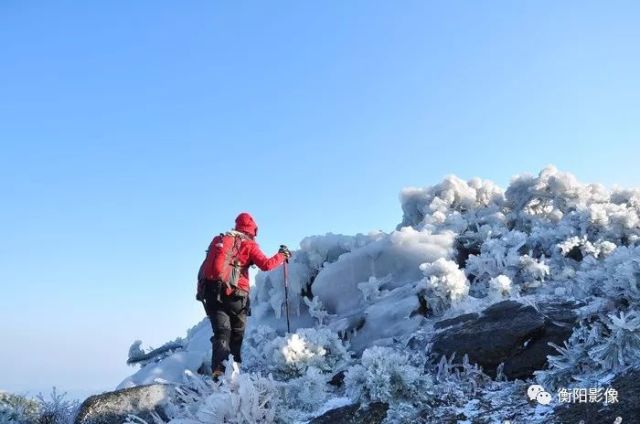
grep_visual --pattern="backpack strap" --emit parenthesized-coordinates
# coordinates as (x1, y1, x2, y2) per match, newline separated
(220, 231, 246, 295)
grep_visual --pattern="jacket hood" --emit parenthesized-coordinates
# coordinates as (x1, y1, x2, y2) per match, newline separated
(235, 212, 258, 238)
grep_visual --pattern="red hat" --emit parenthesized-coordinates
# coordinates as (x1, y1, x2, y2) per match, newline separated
(235, 212, 258, 238)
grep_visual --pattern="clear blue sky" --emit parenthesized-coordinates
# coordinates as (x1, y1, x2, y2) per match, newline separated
(1, 1, 639, 397)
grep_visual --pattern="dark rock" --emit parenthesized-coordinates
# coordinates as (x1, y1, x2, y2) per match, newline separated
(329, 370, 346, 387)
(565, 245, 584, 262)
(455, 237, 482, 269)
(310, 402, 388, 424)
(431, 300, 578, 379)
(74, 384, 173, 424)
(410, 294, 430, 318)
(503, 301, 578, 379)
(554, 368, 640, 424)
(406, 330, 432, 350)
(434, 312, 479, 330)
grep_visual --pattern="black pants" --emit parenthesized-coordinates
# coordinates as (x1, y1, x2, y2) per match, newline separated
(202, 282, 249, 373)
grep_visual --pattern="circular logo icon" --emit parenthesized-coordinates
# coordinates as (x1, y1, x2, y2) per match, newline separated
(536, 391, 552, 405)
(527, 385, 544, 401)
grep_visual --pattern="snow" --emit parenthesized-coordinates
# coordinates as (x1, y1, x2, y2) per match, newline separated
(116, 167, 640, 423)
(118, 351, 208, 390)
(309, 228, 454, 316)
(118, 319, 212, 389)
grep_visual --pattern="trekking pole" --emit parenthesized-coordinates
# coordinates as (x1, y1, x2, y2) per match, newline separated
(283, 258, 291, 333)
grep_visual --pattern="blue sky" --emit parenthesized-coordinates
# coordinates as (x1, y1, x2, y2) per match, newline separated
(1, 1, 639, 397)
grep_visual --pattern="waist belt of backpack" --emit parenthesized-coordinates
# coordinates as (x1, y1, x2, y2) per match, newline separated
(233, 289, 248, 298)
(219, 280, 248, 298)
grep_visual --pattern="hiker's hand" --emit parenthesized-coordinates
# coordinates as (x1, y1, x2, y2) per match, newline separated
(279, 245, 292, 259)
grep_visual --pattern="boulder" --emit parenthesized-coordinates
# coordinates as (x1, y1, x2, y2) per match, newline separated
(309, 402, 388, 424)
(431, 300, 578, 379)
(74, 384, 174, 424)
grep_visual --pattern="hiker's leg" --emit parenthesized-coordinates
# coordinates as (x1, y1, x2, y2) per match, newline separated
(211, 307, 231, 373)
(203, 282, 223, 372)
(229, 297, 248, 364)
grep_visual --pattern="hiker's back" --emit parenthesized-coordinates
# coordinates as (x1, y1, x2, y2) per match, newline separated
(197, 231, 253, 297)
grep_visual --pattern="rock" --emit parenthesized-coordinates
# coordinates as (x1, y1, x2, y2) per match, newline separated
(431, 300, 578, 379)
(565, 245, 584, 262)
(433, 312, 479, 330)
(454, 237, 482, 269)
(502, 301, 579, 379)
(74, 384, 174, 424)
(329, 370, 346, 387)
(309, 402, 388, 424)
(554, 368, 640, 424)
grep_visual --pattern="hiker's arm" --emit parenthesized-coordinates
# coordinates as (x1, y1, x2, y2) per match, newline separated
(250, 244, 286, 271)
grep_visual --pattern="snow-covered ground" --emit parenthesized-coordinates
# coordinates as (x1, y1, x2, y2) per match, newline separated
(118, 167, 640, 423)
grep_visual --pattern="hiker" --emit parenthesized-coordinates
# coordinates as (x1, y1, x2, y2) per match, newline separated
(197, 212, 291, 380)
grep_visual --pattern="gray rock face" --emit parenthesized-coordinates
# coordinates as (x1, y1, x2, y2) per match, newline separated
(74, 384, 174, 424)
(431, 300, 578, 379)
(309, 402, 388, 424)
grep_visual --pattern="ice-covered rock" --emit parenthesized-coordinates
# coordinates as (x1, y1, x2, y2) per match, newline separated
(431, 300, 579, 379)
(75, 384, 174, 424)
(309, 401, 388, 424)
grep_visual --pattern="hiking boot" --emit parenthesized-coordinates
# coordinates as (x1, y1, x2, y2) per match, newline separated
(212, 370, 224, 382)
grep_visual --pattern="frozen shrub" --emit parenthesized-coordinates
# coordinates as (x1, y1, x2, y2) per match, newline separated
(35, 388, 79, 424)
(536, 310, 640, 391)
(588, 310, 640, 371)
(344, 346, 431, 404)
(601, 247, 640, 302)
(281, 367, 329, 412)
(242, 324, 278, 369)
(302, 296, 330, 326)
(433, 354, 493, 400)
(576, 245, 640, 303)
(558, 236, 617, 260)
(265, 328, 350, 377)
(519, 254, 550, 283)
(171, 370, 280, 424)
(464, 231, 527, 287)
(534, 323, 603, 391)
(0, 389, 78, 424)
(0, 392, 40, 424)
(487, 275, 514, 300)
(399, 175, 504, 231)
(419, 258, 469, 315)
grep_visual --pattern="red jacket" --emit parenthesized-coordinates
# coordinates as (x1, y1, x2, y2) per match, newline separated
(210, 213, 285, 293)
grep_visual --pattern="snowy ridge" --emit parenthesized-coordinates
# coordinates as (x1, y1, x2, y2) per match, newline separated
(120, 167, 640, 423)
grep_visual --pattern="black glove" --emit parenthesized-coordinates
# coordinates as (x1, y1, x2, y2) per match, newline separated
(279, 245, 292, 259)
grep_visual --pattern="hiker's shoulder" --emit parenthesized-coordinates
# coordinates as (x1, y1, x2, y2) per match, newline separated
(227, 230, 257, 246)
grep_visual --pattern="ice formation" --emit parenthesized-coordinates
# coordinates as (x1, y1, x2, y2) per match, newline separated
(119, 167, 640, 423)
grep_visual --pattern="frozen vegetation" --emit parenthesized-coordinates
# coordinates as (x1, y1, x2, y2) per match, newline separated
(0, 389, 79, 424)
(9, 166, 637, 423)
(113, 168, 640, 422)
